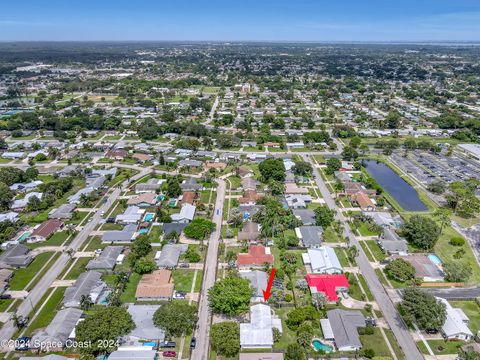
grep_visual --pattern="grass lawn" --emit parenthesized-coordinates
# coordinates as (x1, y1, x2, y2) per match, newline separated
(358, 274, 374, 301)
(347, 274, 366, 301)
(172, 269, 195, 292)
(100, 223, 123, 231)
(199, 190, 212, 204)
(322, 227, 340, 243)
(120, 272, 142, 303)
(9, 252, 55, 290)
(67, 211, 90, 225)
(194, 270, 203, 292)
(365, 240, 386, 262)
(360, 328, 392, 357)
(435, 226, 480, 285)
(360, 241, 375, 262)
(384, 329, 406, 360)
(357, 222, 381, 236)
(227, 176, 242, 190)
(450, 301, 480, 333)
(0, 299, 14, 312)
(24, 287, 66, 336)
(417, 340, 463, 355)
(334, 248, 350, 267)
(375, 268, 389, 286)
(84, 236, 107, 251)
(64, 257, 92, 280)
(28, 231, 69, 249)
(272, 307, 297, 351)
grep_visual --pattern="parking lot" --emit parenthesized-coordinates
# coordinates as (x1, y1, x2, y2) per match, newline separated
(390, 150, 480, 187)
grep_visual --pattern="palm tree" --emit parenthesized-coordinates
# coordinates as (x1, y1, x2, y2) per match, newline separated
(80, 295, 93, 311)
(433, 208, 452, 234)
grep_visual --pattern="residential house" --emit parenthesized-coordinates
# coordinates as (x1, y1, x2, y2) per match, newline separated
(0, 212, 19, 223)
(0, 244, 34, 268)
(295, 226, 323, 248)
(116, 206, 144, 224)
(156, 244, 188, 268)
(378, 227, 408, 254)
(48, 204, 76, 220)
(11, 192, 43, 211)
(238, 222, 261, 242)
(237, 245, 274, 269)
(30, 308, 83, 351)
(240, 304, 283, 349)
(86, 246, 124, 270)
(162, 223, 187, 238)
(181, 192, 198, 205)
(102, 224, 137, 243)
(135, 270, 174, 301)
(392, 254, 444, 281)
(239, 354, 283, 360)
(239, 270, 268, 303)
(292, 209, 316, 226)
(132, 153, 152, 163)
(180, 178, 202, 192)
(135, 178, 166, 193)
(239, 190, 262, 206)
(322, 309, 366, 351)
(127, 193, 157, 208)
(178, 159, 203, 168)
(438, 298, 473, 341)
(171, 203, 196, 223)
(302, 247, 343, 274)
(63, 271, 107, 308)
(29, 219, 63, 243)
(285, 194, 312, 209)
(350, 192, 375, 211)
(107, 349, 157, 360)
(205, 161, 227, 171)
(126, 304, 165, 343)
(241, 177, 258, 191)
(284, 183, 309, 195)
(0, 269, 13, 294)
(306, 274, 350, 302)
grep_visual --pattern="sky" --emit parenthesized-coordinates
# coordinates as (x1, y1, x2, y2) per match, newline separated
(1, 0, 480, 42)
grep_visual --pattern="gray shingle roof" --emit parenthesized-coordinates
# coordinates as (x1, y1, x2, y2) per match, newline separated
(156, 244, 188, 268)
(31, 308, 83, 348)
(298, 226, 323, 247)
(86, 246, 123, 270)
(326, 309, 365, 350)
(63, 271, 106, 308)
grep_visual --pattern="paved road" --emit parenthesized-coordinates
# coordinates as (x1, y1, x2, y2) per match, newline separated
(0, 169, 150, 347)
(304, 155, 424, 360)
(191, 179, 226, 360)
(423, 286, 480, 300)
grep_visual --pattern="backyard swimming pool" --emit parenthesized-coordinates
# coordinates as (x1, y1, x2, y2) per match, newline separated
(428, 254, 442, 266)
(312, 339, 333, 353)
(143, 213, 155, 222)
(18, 232, 31, 242)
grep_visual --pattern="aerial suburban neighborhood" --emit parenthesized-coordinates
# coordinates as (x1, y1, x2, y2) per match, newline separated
(0, 37, 479, 360)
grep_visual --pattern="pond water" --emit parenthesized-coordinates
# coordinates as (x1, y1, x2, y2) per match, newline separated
(362, 160, 428, 212)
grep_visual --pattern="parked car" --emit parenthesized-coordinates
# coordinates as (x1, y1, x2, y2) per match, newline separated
(190, 337, 196, 349)
(0, 294, 11, 299)
(161, 341, 176, 348)
(162, 351, 176, 358)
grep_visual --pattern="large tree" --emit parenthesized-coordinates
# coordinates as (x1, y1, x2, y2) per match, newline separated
(400, 287, 446, 330)
(384, 258, 416, 283)
(208, 275, 252, 316)
(153, 302, 197, 337)
(314, 205, 335, 228)
(401, 215, 440, 250)
(285, 343, 306, 360)
(325, 157, 342, 175)
(210, 322, 240, 357)
(259, 158, 286, 182)
(443, 261, 472, 283)
(0, 182, 14, 211)
(184, 218, 215, 240)
(75, 307, 134, 356)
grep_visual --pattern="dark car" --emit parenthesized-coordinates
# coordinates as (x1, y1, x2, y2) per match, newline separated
(161, 341, 176, 348)
(15, 337, 31, 351)
(190, 337, 196, 349)
(106, 217, 115, 223)
(0, 294, 11, 299)
(163, 351, 177, 357)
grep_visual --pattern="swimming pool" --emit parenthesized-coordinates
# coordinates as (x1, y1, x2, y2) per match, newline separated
(143, 213, 155, 222)
(428, 254, 442, 266)
(18, 232, 31, 242)
(138, 228, 149, 234)
(157, 195, 165, 202)
(312, 339, 333, 353)
(168, 199, 177, 207)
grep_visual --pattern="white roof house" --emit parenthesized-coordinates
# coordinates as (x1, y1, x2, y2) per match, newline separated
(171, 204, 196, 223)
(11, 192, 43, 210)
(438, 298, 473, 341)
(240, 304, 282, 349)
(302, 247, 342, 274)
(115, 206, 145, 224)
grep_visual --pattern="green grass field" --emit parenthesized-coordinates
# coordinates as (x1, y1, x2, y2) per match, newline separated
(9, 252, 55, 290)
(172, 269, 195, 292)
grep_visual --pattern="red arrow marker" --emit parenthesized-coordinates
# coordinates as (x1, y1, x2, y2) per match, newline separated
(262, 268, 276, 302)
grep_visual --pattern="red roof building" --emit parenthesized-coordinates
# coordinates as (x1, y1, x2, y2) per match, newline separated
(305, 274, 350, 302)
(31, 219, 64, 241)
(236, 245, 274, 268)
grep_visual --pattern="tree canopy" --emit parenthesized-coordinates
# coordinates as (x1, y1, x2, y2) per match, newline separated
(401, 215, 440, 250)
(208, 275, 252, 316)
(153, 302, 198, 337)
(400, 287, 446, 331)
(210, 322, 240, 357)
(259, 158, 286, 182)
